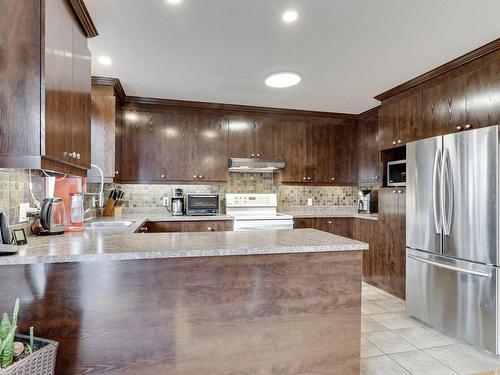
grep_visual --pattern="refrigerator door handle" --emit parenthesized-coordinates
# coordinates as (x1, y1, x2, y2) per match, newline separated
(432, 148, 442, 234)
(407, 254, 492, 278)
(441, 148, 454, 236)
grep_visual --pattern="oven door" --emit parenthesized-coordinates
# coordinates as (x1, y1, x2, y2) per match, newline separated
(233, 219, 294, 231)
(186, 195, 219, 215)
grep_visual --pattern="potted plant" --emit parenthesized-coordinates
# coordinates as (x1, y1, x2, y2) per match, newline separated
(0, 299, 58, 374)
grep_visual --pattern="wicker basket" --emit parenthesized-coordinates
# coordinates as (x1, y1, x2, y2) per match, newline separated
(0, 334, 58, 375)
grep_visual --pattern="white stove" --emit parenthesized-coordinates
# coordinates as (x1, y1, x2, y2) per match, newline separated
(226, 194, 293, 231)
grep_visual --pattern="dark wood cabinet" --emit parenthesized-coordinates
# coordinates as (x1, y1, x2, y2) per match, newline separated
(228, 116, 255, 158)
(0, 0, 93, 175)
(358, 111, 381, 183)
(422, 76, 466, 137)
(307, 122, 331, 183)
(137, 220, 233, 233)
(315, 218, 353, 238)
(330, 122, 358, 184)
(465, 61, 500, 129)
(379, 93, 422, 150)
(353, 218, 379, 286)
(281, 119, 308, 183)
(293, 218, 315, 229)
(376, 187, 406, 299)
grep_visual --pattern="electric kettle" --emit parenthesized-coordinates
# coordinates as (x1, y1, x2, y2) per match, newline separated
(39, 197, 67, 235)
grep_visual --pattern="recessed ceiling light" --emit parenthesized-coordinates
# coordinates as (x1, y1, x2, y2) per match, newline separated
(166, 0, 183, 4)
(265, 72, 301, 88)
(97, 56, 112, 66)
(282, 10, 298, 23)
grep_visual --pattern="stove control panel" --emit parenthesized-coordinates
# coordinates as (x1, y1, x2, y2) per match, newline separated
(226, 194, 277, 207)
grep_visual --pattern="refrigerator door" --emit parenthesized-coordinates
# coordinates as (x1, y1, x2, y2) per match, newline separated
(406, 136, 442, 253)
(442, 125, 499, 265)
(406, 248, 498, 354)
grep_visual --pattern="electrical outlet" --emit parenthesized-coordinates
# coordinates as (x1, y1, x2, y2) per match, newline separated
(19, 203, 30, 223)
(307, 198, 313, 206)
(163, 197, 170, 208)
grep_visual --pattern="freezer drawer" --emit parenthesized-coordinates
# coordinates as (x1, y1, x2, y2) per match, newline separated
(406, 248, 498, 354)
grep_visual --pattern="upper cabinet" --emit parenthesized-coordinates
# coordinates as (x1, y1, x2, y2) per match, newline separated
(0, 0, 94, 175)
(330, 121, 358, 184)
(358, 111, 380, 184)
(228, 115, 283, 160)
(378, 93, 422, 150)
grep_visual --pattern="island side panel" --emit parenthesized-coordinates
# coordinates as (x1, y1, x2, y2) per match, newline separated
(0, 251, 362, 374)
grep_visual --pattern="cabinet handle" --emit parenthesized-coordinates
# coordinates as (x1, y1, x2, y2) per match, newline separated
(371, 176, 375, 180)
(331, 177, 335, 181)
(465, 124, 473, 129)
(397, 140, 402, 144)
(328, 221, 332, 224)
(161, 174, 165, 179)
(256, 153, 260, 158)
(392, 190, 397, 194)
(76, 153, 81, 160)
(375, 176, 379, 180)
(397, 190, 403, 194)
(303, 177, 307, 181)
(198, 175, 203, 179)
(307, 177, 311, 181)
(456, 125, 463, 131)
(251, 153, 255, 158)
(392, 141, 397, 145)
(72, 152, 77, 159)
(207, 227, 213, 231)
(115, 171, 119, 176)
(193, 175, 198, 179)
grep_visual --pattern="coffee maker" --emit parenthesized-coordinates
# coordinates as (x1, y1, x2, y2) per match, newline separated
(171, 188, 184, 216)
(358, 189, 378, 214)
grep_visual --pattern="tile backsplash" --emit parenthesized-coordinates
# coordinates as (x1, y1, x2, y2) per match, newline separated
(0, 169, 45, 226)
(89, 173, 358, 214)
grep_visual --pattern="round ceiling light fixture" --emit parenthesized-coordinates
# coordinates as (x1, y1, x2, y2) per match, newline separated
(166, 0, 183, 4)
(97, 56, 112, 66)
(265, 72, 302, 88)
(282, 10, 299, 23)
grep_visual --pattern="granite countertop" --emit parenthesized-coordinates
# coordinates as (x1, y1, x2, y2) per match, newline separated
(0, 224, 368, 265)
(279, 206, 379, 221)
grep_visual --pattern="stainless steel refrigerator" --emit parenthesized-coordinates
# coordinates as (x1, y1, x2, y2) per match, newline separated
(406, 124, 499, 354)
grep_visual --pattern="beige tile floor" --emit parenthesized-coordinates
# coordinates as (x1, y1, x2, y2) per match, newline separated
(361, 282, 500, 375)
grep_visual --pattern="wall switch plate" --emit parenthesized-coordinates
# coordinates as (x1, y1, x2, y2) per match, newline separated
(19, 203, 30, 223)
(307, 198, 313, 206)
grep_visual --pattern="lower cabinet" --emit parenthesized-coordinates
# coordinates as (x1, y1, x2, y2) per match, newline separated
(137, 220, 233, 233)
(293, 217, 353, 238)
(354, 188, 406, 299)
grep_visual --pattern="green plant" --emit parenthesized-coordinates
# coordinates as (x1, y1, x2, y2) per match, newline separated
(0, 298, 19, 368)
(27, 327, 34, 355)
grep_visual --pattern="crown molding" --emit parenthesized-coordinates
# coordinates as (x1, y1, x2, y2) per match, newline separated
(67, 0, 98, 38)
(91, 76, 126, 101)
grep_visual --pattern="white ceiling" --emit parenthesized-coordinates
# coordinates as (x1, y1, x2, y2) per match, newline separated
(86, 0, 500, 114)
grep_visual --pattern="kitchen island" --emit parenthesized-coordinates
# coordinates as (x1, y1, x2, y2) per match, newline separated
(0, 225, 367, 374)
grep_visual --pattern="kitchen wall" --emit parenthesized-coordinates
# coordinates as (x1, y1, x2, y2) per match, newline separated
(0, 169, 45, 227)
(88, 173, 358, 214)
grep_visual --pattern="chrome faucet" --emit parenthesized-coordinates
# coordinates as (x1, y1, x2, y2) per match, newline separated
(84, 164, 105, 217)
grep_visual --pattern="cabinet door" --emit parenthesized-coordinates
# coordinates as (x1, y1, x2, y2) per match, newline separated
(121, 111, 160, 182)
(71, 22, 91, 168)
(0, 0, 41, 157)
(330, 122, 358, 184)
(353, 219, 379, 284)
(315, 218, 353, 238)
(228, 115, 255, 158)
(255, 117, 283, 160)
(378, 102, 399, 150)
(90, 92, 115, 180)
(358, 113, 380, 183)
(377, 187, 405, 299)
(281, 120, 308, 183)
(195, 115, 228, 182)
(422, 76, 466, 137)
(44, 0, 74, 163)
(293, 218, 315, 229)
(398, 92, 422, 145)
(465, 61, 500, 129)
(308, 122, 331, 183)
(184, 220, 233, 232)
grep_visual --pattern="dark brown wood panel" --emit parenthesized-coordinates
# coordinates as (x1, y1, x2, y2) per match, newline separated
(314, 218, 354, 238)
(398, 92, 423, 145)
(292, 218, 315, 229)
(0, 253, 362, 373)
(465, 61, 500, 129)
(71, 20, 91, 168)
(280, 119, 308, 183)
(353, 218, 379, 285)
(228, 115, 255, 158)
(378, 102, 399, 150)
(330, 122, 358, 184)
(308, 122, 331, 183)
(358, 111, 380, 183)
(0, 0, 41, 157)
(255, 117, 284, 160)
(137, 220, 233, 233)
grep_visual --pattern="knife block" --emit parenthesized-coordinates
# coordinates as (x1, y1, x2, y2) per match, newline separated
(103, 198, 116, 217)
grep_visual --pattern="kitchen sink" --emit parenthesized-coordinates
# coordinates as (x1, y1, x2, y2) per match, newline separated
(84, 220, 135, 228)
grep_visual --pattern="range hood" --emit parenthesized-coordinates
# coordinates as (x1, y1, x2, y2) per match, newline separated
(228, 158, 285, 173)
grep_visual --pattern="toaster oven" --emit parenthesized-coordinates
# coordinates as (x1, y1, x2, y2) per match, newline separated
(185, 194, 219, 216)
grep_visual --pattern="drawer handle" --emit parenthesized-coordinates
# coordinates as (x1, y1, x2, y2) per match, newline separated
(408, 254, 491, 278)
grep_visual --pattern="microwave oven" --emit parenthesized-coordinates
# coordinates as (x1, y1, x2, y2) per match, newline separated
(387, 160, 406, 186)
(186, 194, 219, 216)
